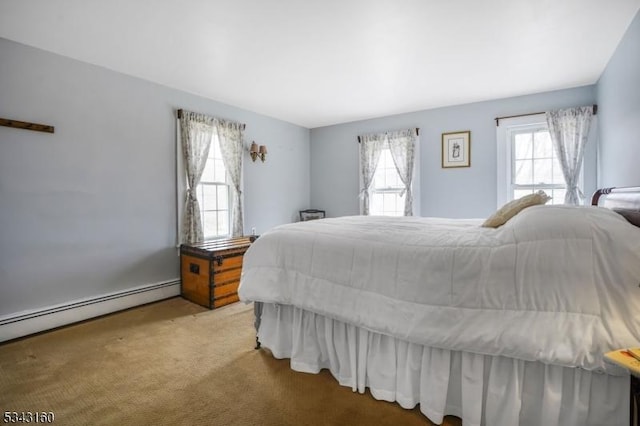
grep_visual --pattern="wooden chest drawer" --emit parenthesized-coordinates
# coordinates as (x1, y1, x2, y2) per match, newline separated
(180, 236, 255, 309)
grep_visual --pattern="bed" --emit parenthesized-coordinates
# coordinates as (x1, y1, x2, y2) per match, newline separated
(238, 186, 640, 426)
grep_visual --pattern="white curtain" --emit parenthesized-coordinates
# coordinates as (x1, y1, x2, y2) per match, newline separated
(546, 107, 593, 205)
(359, 129, 417, 216)
(387, 129, 418, 216)
(215, 119, 245, 237)
(179, 110, 216, 244)
(358, 134, 385, 215)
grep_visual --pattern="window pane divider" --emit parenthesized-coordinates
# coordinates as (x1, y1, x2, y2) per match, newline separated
(372, 188, 404, 193)
(512, 184, 565, 189)
(199, 181, 228, 186)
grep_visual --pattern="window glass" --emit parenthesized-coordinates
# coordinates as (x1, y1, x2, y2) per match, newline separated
(514, 133, 533, 159)
(509, 125, 569, 205)
(197, 135, 231, 238)
(514, 159, 533, 185)
(370, 148, 405, 216)
(533, 131, 553, 157)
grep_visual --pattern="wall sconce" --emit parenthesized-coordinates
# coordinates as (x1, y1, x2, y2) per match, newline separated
(249, 141, 259, 162)
(249, 141, 268, 162)
(258, 144, 267, 162)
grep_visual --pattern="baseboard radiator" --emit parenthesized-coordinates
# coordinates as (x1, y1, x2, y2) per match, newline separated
(0, 279, 180, 343)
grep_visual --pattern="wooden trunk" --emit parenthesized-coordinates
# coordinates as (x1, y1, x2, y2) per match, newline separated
(180, 236, 255, 309)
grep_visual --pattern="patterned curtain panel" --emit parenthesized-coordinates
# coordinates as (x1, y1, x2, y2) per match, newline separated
(215, 119, 245, 237)
(358, 133, 385, 215)
(179, 110, 216, 243)
(387, 129, 418, 216)
(546, 107, 593, 205)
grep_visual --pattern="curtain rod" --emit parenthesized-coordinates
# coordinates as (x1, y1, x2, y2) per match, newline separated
(357, 127, 420, 143)
(495, 104, 597, 127)
(176, 109, 246, 130)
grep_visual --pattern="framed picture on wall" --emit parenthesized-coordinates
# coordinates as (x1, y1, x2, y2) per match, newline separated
(442, 131, 471, 168)
(299, 209, 326, 221)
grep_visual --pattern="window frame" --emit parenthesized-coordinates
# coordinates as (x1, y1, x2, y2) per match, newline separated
(196, 136, 232, 240)
(496, 114, 582, 207)
(369, 146, 407, 216)
(508, 123, 567, 204)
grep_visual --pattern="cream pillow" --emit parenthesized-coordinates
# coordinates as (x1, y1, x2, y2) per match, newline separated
(482, 191, 552, 228)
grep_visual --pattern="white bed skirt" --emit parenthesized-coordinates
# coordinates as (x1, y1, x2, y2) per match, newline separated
(258, 303, 629, 426)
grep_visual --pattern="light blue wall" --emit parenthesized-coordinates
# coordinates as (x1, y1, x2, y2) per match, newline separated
(596, 9, 640, 187)
(0, 38, 310, 317)
(7, 10, 636, 320)
(310, 87, 597, 219)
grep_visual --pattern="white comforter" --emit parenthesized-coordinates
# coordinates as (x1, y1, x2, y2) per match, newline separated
(239, 205, 640, 372)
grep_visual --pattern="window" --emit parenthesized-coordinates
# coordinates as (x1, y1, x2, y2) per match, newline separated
(176, 112, 244, 245)
(358, 129, 420, 216)
(197, 136, 231, 239)
(370, 147, 405, 216)
(497, 114, 581, 207)
(509, 124, 566, 204)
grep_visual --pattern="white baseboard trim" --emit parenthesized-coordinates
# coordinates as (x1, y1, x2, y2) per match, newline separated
(0, 279, 181, 343)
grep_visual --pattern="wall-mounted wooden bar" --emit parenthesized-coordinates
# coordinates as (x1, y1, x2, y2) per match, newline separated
(0, 118, 55, 133)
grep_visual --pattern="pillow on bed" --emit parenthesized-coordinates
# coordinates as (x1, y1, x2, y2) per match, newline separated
(482, 191, 552, 228)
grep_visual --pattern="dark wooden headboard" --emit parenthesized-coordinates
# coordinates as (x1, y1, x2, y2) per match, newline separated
(592, 187, 640, 227)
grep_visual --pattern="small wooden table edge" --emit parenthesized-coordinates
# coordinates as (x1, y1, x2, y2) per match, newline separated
(605, 349, 640, 426)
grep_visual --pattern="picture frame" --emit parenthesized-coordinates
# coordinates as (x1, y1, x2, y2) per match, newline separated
(299, 209, 326, 221)
(441, 131, 471, 168)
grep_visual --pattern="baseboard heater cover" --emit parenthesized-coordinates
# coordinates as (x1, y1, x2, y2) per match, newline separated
(0, 279, 180, 343)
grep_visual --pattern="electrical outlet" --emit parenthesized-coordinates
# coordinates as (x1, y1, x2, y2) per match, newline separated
(251, 227, 256, 235)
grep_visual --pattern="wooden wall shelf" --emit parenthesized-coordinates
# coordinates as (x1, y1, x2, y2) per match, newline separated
(0, 118, 55, 133)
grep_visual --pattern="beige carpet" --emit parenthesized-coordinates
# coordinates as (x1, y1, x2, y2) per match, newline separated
(0, 297, 462, 425)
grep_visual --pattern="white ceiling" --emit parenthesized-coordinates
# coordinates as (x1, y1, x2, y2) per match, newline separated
(1, 1, 639, 128)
